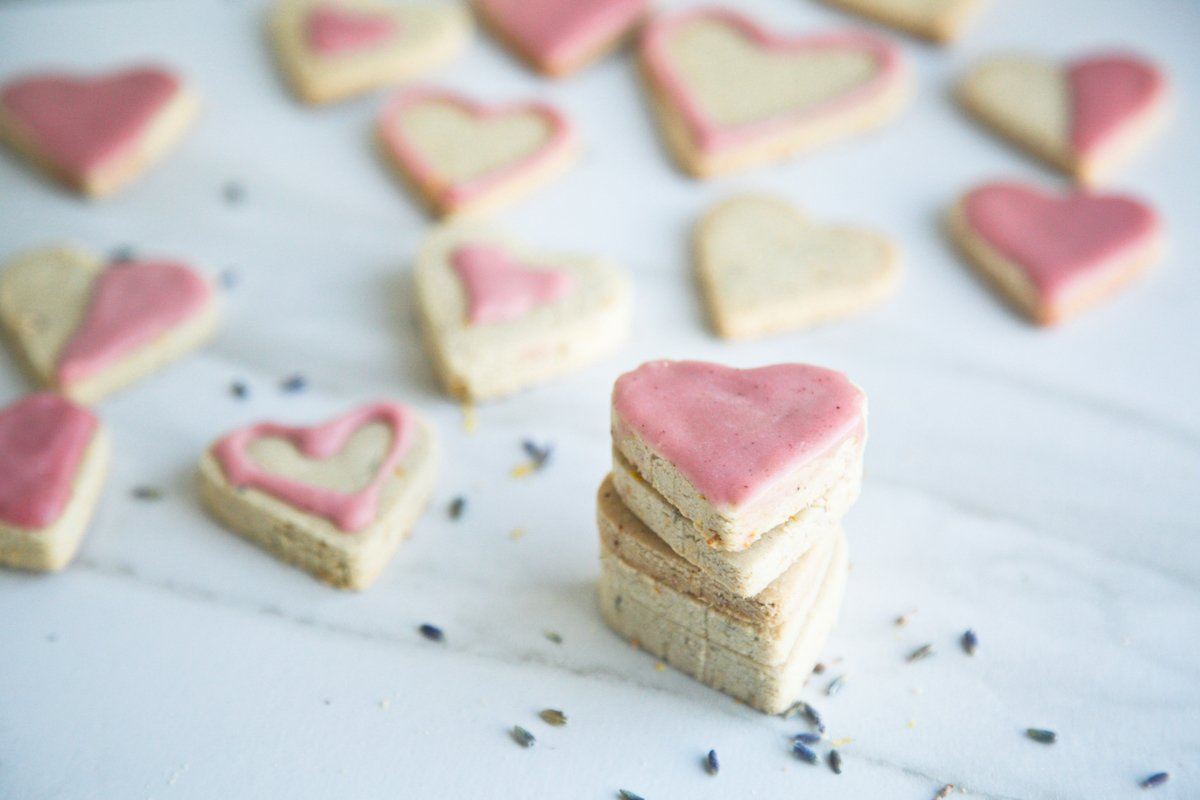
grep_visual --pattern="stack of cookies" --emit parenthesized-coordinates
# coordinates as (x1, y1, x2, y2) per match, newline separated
(597, 360, 867, 714)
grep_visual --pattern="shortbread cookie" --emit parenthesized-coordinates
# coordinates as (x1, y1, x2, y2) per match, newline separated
(415, 222, 631, 400)
(269, 0, 472, 105)
(599, 527, 848, 714)
(199, 401, 439, 590)
(957, 52, 1168, 185)
(612, 360, 866, 552)
(377, 86, 579, 217)
(609, 446, 859, 596)
(0, 65, 197, 197)
(638, 8, 909, 178)
(474, 0, 648, 77)
(818, 0, 988, 44)
(0, 393, 110, 572)
(695, 194, 900, 339)
(947, 181, 1162, 325)
(0, 247, 219, 405)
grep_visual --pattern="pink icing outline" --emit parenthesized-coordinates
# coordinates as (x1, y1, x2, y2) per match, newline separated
(962, 181, 1161, 305)
(1067, 53, 1166, 159)
(0, 393, 98, 530)
(639, 7, 904, 155)
(478, 0, 649, 69)
(306, 4, 397, 57)
(377, 86, 577, 208)
(213, 402, 415, 533)
(450, 244, 575, 325)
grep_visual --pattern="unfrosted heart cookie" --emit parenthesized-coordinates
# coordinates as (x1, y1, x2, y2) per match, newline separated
(0, 247, 219, 404)
(0, 393, 109, 572)
(415, 222, 631, 400)
(695, 194, 900, 339)
(0, 65, 198, 197)
(638, 8, 909, 178)
(818, 0, 988, 44)
(377, 86, 580, 216)
(269, 0, 472, 105)
(199, 401, 439, 590)
(474, 0, 649, 77)
(947, 181, 1162, 325)
(958, 52, 1168, 185)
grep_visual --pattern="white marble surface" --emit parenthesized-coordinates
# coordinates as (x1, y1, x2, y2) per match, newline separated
(2, 0, 1198, 797)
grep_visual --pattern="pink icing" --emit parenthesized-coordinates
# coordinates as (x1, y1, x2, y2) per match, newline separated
(0, 393, 98, 530)
(377, 86, 576, 209)
(55, 260, 213, 389)
(639, 8, 903, 155)
(613, 361, 865, 509)
(962, 181, 1160, 304)
(306, 4, 396, 56)
(450, 244, 574, 325)
(478, 0, 648, 70)
(213, 402, 414, 533)
(0, 66, 181, 176)
(1068, 54, 1165, 158)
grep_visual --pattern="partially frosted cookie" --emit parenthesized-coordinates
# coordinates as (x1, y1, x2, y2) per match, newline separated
(0, 65, 198, 197)
(415, 222, 631, 400)
(695, 194, 900, 340)
(474, 0, 648, 77)
(377, 86, 580, 217)
(199, 401, 439, 590)
(818, 0, 988, 44)
(638, 8, 909, 178)
(0, 393, 110, 572)
(947, 181, 1162, 325)
(269, 0, 472, 105)
(0, 247, 219, 405)
(612, 360, 866, 552)
(957, 52, 1168, 185)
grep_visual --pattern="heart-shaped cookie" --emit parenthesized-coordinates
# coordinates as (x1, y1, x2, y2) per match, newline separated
(474, 0, 649, 76)
(0, 65, 198, 197)
(638, 8, 908, 177)
(378, 87, 579, 216)
(415, 222, 631, 400)
(817, 0, 988, 44)
(0, 393, 109, 572)
(948, 181, 1162, 325)
(0, 247, 219, 404)
(269, 0, 472, 105)
(695, 194, 900, 339)
(199, 401, 439, 590)
(958, 52, 1167, 184)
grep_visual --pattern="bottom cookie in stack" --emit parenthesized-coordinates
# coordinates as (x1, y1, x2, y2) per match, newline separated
(596, 478, 847, 714)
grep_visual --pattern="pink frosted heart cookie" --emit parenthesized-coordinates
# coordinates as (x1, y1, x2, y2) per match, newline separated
(958, 52, 1168, 185)
(948, 181, 1161, 325)
(415, 222, 631, 400)
(0, 65, 198, 197)
(0, 393, 110, 572)
(611, 360, 867, 551)
(474, 0, 649, 77)
(0, 247, 219, 404)
(377, 86, 579, 217)
(638, 8, 909, 178)
(199, 401, 439, 590)
(269, 0, 472, 105)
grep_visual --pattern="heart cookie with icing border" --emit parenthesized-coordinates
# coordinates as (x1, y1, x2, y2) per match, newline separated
(0, 393, 110, 572)
(474, 0, 649, 77)
(414, 222, 631, 401)
(638, 8, 909, 178)
(378, 86, 580, 217)
(0, 65, 198, 197)
(199, 401, 439, 590)
(269, 0, 472, 105)
(947, 181, 1162, 325)
(695, 194, 900, 340)
(817, 0, 988, 44)
(0, 247, 219, 404)
(958, 52, 1168, 185)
